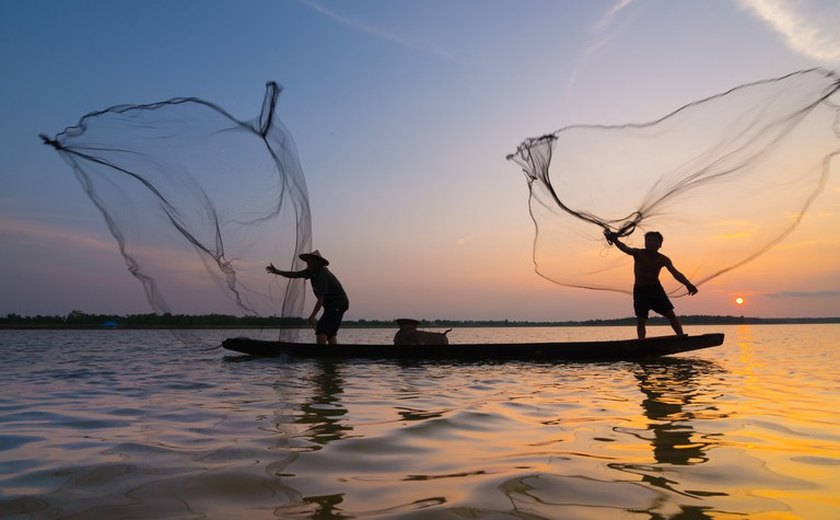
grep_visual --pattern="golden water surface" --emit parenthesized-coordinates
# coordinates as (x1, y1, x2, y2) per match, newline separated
(0, 324, 838, 519)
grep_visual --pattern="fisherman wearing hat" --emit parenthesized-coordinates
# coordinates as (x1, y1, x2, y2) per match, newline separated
(266, 250, 350, 344)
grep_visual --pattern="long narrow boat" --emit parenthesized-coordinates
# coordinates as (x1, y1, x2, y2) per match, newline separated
(222, 333, 724, 361)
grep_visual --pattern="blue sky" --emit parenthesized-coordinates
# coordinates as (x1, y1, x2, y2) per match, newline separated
(2, 0, 839, 320)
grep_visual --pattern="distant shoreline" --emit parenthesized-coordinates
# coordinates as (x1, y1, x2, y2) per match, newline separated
(1, 313, 838, 330)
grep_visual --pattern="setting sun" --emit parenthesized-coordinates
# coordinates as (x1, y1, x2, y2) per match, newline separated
(735, 297, 745, 305)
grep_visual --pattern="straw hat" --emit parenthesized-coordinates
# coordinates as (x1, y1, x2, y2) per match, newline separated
(299, 250, 329, 266)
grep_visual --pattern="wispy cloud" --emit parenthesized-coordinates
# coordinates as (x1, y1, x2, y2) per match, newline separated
(298, 0, 456, 61)
(456, 233, 476, 246)
(0, 216, 205, 274)
(0, 217, 114, 252)
(595, 0, 634, 32)
(738, 0, 840, 62)
(767, 289, 840, 298)
(568, 0, 635, 94)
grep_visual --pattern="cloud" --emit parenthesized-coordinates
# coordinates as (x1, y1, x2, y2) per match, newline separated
(298, 0, 455, 61)
(0, 217, 114, 252)
(738, 0, 840, 62)
(0, 216, 206, 276)
(456, 233, 476, 246)
(568, 0, 635, 94)
(767, 289, 840, 298)
(595, 0, 634, 32)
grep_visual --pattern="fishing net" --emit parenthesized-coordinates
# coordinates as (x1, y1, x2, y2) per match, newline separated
(41, 83, 312, 331)
(508, 68, 840, 296)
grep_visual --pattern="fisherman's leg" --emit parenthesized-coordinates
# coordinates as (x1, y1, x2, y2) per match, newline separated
(315, 333, 329, 344)
(664, 310, 684, 335)
(632, 288, 647, 339)
(636, 316, 647, 339)
(317, 306, 343, 345)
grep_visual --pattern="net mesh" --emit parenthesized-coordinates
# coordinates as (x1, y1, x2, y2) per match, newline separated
(508, 68, 840, 296)
(41, 82, 311, 333)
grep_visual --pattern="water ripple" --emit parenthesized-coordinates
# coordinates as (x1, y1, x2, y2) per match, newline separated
(1, 325, 838, 518)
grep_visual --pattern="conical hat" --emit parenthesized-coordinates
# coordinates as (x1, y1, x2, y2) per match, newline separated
(299, 250, 329, 266)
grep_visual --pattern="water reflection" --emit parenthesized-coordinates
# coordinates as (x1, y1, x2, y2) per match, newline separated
(268, 360, 353, 518)
(300, 493, 352, 520)
(4, 328, 835, 518)
(457, 358, 731, 519)
(633, 358, 725, 465)
(297, 361, 353, 446)
(611, 357, 729, 517)
(270, 357, 734, 518)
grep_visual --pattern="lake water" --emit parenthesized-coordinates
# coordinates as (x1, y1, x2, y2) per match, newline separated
(1, 324, 838, 519)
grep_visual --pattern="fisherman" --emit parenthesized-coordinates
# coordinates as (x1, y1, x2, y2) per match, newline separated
(604, 230, 698, 339)
(266, 250, 349, 344)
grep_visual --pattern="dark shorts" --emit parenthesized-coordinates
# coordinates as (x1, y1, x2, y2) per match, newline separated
(316, 303, 348, 337)
(633, 284, 674, 319)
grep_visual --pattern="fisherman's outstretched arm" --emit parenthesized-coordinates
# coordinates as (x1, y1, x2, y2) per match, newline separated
(266, 263, 307, 278)
(666, 262, 698, 295)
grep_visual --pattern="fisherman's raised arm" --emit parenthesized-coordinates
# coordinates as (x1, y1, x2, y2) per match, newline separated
(266, 263, 308, 278)
(604, 230, 635, 256)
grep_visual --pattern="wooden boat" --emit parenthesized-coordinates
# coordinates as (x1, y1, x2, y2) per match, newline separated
(222, 333, 724, 361)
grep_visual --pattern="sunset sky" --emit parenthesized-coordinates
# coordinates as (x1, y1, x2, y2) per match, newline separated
(2, 0, 839, 321)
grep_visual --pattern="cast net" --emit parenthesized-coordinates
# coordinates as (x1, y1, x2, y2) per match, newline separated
(41, 83, 311, 335)
(508, 68, 840, 296)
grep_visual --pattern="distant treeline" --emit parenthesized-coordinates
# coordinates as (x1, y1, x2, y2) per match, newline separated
(1, 311, 838, 329)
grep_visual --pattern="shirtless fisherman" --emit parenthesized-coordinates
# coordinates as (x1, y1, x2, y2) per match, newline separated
(604, 230, 698, 339)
